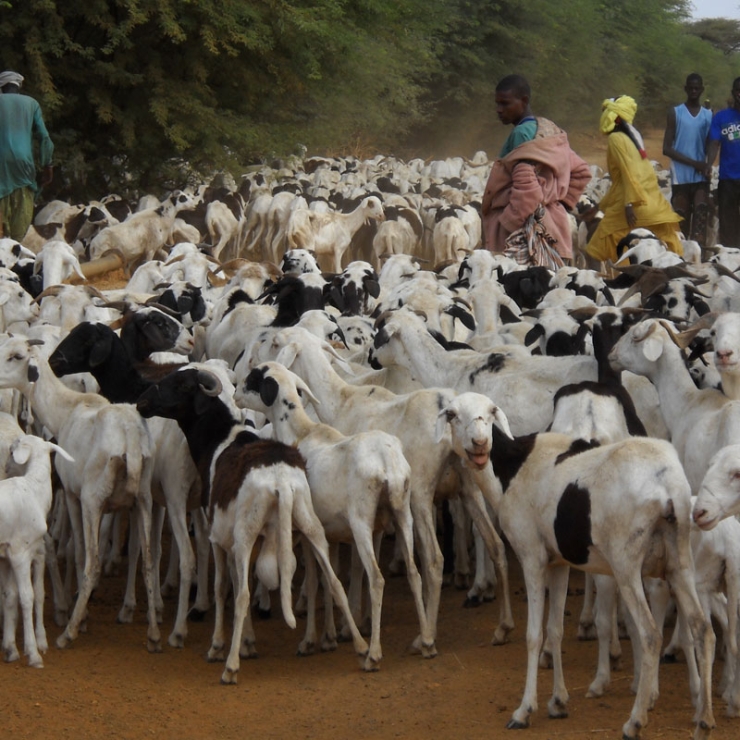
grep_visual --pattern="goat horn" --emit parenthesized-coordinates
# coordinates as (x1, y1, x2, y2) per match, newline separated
(84, 285, 108, 301)
(633, 321, 659, 343)
(197, 370, 223, 397)
(147, 302, 182, 319)
(452, 296, 472, 311)
(656, 319, 693, 350)
(674, 312, 718, 346)
(33, 285, 64, 303)
(711, 262, 740, 284)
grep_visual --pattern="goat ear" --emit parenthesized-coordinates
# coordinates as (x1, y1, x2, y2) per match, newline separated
(435, 408, 453, 443)
(294, 376, 320, 408)
(524, 324, 545, 346)
(492, 407, 513, 439)
(275, 343, 299, 370)
(259, 376, 279, 407)
(642, 333, 664, 362)
(89, 333, 113, 368)
(363, 277, 381, 299)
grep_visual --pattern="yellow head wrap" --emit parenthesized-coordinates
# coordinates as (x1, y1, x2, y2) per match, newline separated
(599, 95, 638, 135)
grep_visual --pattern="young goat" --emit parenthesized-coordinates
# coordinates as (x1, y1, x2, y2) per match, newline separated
(0, 435, 73, 667)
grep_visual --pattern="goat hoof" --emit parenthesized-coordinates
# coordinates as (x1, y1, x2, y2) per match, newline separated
(147, 637, 163, 654)
(117, 606, 134, 624)
(56, 633, 72, 650)
(506, 719, 529, 730)
(3, 647, 20, 663)
(491, 626, 512, 646)
(320, 635, 338, 652)
(548, 698, 568, 719)
(207, 645, 225, 662)
(454, 573, 470, 590)
(577, 624, 597, 641)
(187, 607, 207, 623)
(586, 681, 607, 698)
(362, 654, 381, 672)
(239, 642, 257, 659)
(220, 669, 238, 685)
(53, 610, 68, 628)
(539, 651, 553, 669)
(28, 656, 44, 669)
(463, 594, 482, 608)
(420, 641, 437, 659)
(621, 719, 642, 740)
(660, 652, 677, 664)
(168, 633, 185, 649)
(297, 641, 316, 656)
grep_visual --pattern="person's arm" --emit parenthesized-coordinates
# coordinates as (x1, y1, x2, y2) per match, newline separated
(662, 106, 708, 176)
(562, 150, 591, 210)
(706, 113, 722, 175)
(32, 106, 53, 165)
(500, 161, 543, 233)
(706, 139, 720, 169)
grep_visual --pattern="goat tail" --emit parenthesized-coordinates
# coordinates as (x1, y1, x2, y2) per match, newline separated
(277, 481, 297, 630)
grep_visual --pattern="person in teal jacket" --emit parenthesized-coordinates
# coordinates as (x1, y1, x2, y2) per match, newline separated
(0, 70, 54, 240)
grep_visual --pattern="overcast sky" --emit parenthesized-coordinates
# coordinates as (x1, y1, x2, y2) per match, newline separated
(691, 0, 740, 19)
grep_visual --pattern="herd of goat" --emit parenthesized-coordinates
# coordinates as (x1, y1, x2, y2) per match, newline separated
(3, 149, 740, 739)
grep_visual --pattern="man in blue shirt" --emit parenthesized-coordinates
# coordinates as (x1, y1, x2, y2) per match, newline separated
(0, 70, 54, 241)
(707, 77, 740, 248)
(663, 73, 712, 249)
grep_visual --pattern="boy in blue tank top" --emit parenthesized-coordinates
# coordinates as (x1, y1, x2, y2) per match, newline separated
(662, 73, 712, 249)
(707, 77, 740, 248)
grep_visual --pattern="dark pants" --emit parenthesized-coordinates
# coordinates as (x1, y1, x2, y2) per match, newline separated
(717, 179, 740, 248)
(671, 181, 710, 247)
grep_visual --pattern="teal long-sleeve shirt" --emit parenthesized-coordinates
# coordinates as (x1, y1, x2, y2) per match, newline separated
(0, 92, 53, 200)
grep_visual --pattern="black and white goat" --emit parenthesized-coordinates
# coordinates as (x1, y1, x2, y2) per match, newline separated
(135, 366, 369, 682)
(438, 398, 715, 740)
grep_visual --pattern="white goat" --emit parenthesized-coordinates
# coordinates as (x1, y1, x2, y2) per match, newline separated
(609, 318, 740, 492)
(287, 196, 385, 273)
(0, 435, 74, 667)
(33, 240, 86, 289)
(372, 307, 597, 435)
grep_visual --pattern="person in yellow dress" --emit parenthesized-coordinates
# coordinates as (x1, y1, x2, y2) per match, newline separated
(587, 95, 683, 263)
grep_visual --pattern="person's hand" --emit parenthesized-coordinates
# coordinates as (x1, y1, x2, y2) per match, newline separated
(699, 162, 713, 179)
(625, 203, 637, 228)
(40, 165, 53, 188)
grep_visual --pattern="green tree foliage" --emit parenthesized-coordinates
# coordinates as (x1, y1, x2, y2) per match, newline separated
(0, 0, 739, 199)
(0, 0, 450, 199)
(688, 18, 740, 55)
